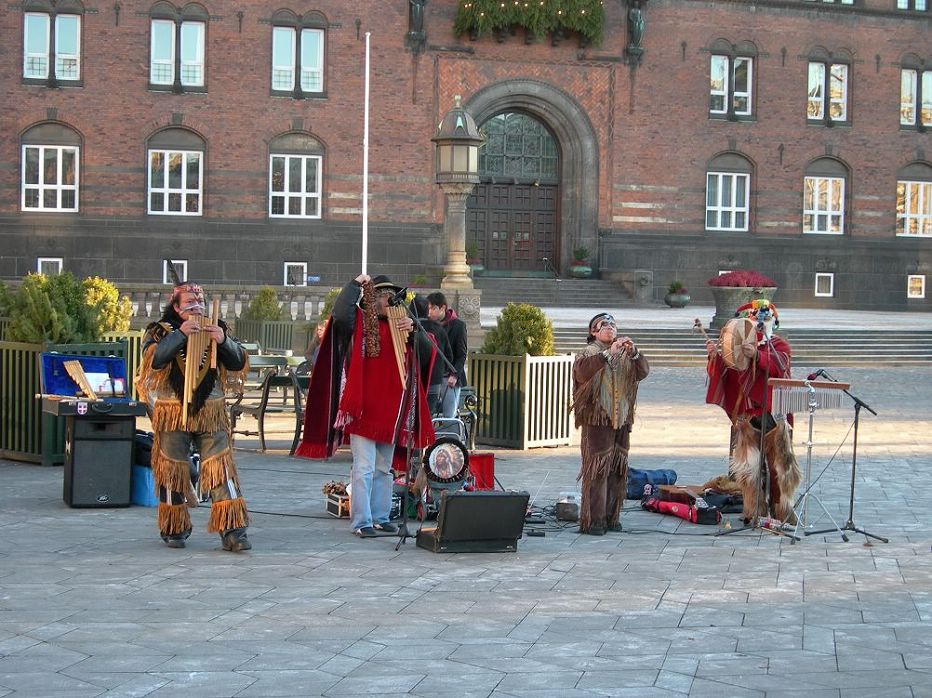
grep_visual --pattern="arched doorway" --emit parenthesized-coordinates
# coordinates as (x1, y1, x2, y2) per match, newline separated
(467, 112, 560, 272)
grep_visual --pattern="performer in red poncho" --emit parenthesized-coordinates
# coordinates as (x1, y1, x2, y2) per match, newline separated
(295, 274, 435, 538)
(705, 300, 801, 524)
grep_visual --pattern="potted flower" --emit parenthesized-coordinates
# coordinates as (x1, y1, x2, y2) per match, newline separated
(708, 270, 778, 329)
(569, 247, 593, 279)
(465, 241, 484, 276)
(664, 281, 690, 308)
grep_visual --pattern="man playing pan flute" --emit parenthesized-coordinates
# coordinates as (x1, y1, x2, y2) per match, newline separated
(704, 299, 801, 524)
(296, 274, 435, 538)
(137, 280, 251, 551)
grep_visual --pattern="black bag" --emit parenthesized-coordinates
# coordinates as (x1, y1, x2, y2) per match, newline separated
(626, 468, 677, 499)
(134, 430, 153, 467)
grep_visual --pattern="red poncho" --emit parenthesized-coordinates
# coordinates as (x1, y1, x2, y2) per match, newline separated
(706, 333, 792, 422)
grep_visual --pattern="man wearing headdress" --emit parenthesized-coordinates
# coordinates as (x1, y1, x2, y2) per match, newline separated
(136, 278, 251, 551)
(296, 274, 435, 538)
(572, 313, 650, 535)
(705, 299, 801, 523)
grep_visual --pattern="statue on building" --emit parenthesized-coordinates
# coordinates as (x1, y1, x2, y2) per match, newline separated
(626, 0, 646, 63)
(406, 0, 427, 54)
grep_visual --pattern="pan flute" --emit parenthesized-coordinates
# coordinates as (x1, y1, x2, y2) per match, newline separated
(182, 297, 220, 427)
(385, 304, 411, 385)
(768, 377, 850, 414)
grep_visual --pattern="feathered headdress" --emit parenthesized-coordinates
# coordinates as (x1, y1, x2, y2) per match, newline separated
(735, 298, 778, 328)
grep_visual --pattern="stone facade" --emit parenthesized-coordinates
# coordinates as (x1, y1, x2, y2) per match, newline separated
(0, 0, 929, 310)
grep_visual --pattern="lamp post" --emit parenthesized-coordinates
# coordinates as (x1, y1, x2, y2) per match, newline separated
(433, 95, 482, 290)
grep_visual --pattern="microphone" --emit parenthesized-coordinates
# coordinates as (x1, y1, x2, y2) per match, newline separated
(388, 287, 409, 307)
(806, 369, 825, 381)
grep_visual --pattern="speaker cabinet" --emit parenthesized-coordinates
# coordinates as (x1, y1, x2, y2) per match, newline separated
(416, 490, 530, 553)
(63, 416, 133, 508)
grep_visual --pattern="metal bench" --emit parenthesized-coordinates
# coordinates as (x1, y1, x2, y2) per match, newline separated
(229, 357, 304, 453)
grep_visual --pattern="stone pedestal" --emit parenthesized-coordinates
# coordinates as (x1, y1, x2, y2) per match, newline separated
(709, 286, 777, 329)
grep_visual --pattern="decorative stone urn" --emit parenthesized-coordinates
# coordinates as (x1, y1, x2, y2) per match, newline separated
(709, 286, 777, 329)
(663, 291, 691, 308)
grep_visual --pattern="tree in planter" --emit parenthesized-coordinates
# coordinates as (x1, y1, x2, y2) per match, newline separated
(570, 246, 593, 279)
(482, 302, 555, 356)
(4, 273, 133, 344)
(242, 286, 284, 321)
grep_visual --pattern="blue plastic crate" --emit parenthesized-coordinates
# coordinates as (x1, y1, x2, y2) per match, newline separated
(131, 465, 158, 507)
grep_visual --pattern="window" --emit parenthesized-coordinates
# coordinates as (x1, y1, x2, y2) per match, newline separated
(897, 0, 927, 10)
(706, 173, 750, 231)
(270, 154, 321, 218)
(804, 177, 845, 234)
(803, 0, 854, 3)
(23, 11, 81, 83)
(815, 273, 834, 297)
(710, 54, 753, 118)
(163, 259, 187, 284)
(149, 3, 207, 91)
(148, 150, 202, 215)
(22, 145, 79, 211)
(896, 180, 932, 237)
(900, 68, 931, 128)
(284, 262, 307, 286)
(908, 275, 926, 299)
(271, 11, 327, 97)
(808, 60, 849, 123)
(37, 257, 63, 275)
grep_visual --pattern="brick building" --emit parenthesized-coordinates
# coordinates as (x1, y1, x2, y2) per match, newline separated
(0, 0, 929, 309)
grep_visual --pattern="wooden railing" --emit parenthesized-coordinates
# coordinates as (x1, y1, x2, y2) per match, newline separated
(232, 320, 296, 353)
(468, 353, 574, 449)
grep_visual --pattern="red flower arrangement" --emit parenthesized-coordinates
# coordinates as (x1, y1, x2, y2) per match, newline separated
(708, 270, 777, 288)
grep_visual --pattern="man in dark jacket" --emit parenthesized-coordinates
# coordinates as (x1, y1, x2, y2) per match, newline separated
(413, 295, 453, 416)
(426, 292, 467, 418)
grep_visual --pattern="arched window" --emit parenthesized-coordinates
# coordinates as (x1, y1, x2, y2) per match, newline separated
(899, 53, 931, 130)
(146, 127, 205, 215)
(22, 0, 84, 86)
(149, 2, 208, 92)
(478, 112, 559, 183)
(709, 39, 757, 120)
(705, 152, 752, 231)
(896, 161, 932, 236)
(268, 132, 324, 218)
(21, 122, 81, 212)
(271, 10, 328, 98)
(804, 157, 849, 234)
(807, 47, 853, 125)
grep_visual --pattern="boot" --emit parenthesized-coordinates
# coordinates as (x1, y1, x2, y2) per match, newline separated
(221, 528, 251, 552)
(161, 528, 191, 548)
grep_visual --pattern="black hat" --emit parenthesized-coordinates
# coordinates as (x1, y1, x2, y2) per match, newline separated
(371, 274, 403, 294)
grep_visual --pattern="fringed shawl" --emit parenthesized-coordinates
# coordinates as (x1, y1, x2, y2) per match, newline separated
(572, 342, 643, 429)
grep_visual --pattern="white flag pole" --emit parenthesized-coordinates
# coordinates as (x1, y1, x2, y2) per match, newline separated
(361, 32, 371, 276)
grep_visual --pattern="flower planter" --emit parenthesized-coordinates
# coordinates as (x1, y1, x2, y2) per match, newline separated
(467, 262, 485, 276)
(663, 292, 691, 308)
(709, 286, 777, 329)
(569, 263, 592, 279)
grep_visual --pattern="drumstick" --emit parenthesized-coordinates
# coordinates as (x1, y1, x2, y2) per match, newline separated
(693, 318, 713, 343)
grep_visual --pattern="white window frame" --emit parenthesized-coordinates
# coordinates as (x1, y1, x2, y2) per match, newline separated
(803, 175, 845, 234)
(23, 13, 50, 79)
(150, 20, 204, 87)
(900, 69, 932, 127)
(269, 153, 322, 219)
(710, 55, 752, 117)
(815, 273, 834, 298)
(54, 14, 81, 80)
(907, 275, 926, 299)
(896, 180, 932, 237)
(706, 172, 750, 231)
(284, 262, 308, 286)
(897, 0, 927, 9)
(272, 26, 324, 94)
(163, 259, 188, 285)
(148, 149, 203, 216)
(808, 61, 848, 122)
(21, 144, 80, 212)
(271, 26, 296, 91)
(37, 257, 63, 275)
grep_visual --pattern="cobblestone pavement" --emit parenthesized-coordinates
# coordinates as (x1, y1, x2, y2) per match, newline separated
(1, 365, 931, 697)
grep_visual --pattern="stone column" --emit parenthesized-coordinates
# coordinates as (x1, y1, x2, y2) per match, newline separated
(440, 182, 476, 290)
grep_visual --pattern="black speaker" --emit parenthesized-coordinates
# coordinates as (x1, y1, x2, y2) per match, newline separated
(416, 490, 530, 553)
(63, 417, 133, 508)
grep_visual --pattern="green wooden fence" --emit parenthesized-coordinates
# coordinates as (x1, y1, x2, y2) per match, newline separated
(0, 340, 128, 464)
(0, 317, 9, 341)
(232, 320, 296, 353)
(468, 353, 574, 449)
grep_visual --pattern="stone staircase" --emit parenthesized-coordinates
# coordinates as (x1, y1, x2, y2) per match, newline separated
(552, 328, 932, 366)
(475, 277, 635, 308)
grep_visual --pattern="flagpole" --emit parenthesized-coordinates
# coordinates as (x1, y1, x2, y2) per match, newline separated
(361, 32, 371, 275)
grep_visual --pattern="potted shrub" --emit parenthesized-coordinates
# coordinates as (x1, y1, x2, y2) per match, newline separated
(569, 247, 593, 279)
(664, 281, 691, 308)
(465, 241, 485, 276)
(708, 270, 778, 329)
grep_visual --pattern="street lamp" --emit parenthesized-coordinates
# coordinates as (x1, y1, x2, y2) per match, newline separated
(433, 95, 482, 289)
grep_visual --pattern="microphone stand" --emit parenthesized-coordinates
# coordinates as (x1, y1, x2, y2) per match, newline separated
(807, 369, 887, 543)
